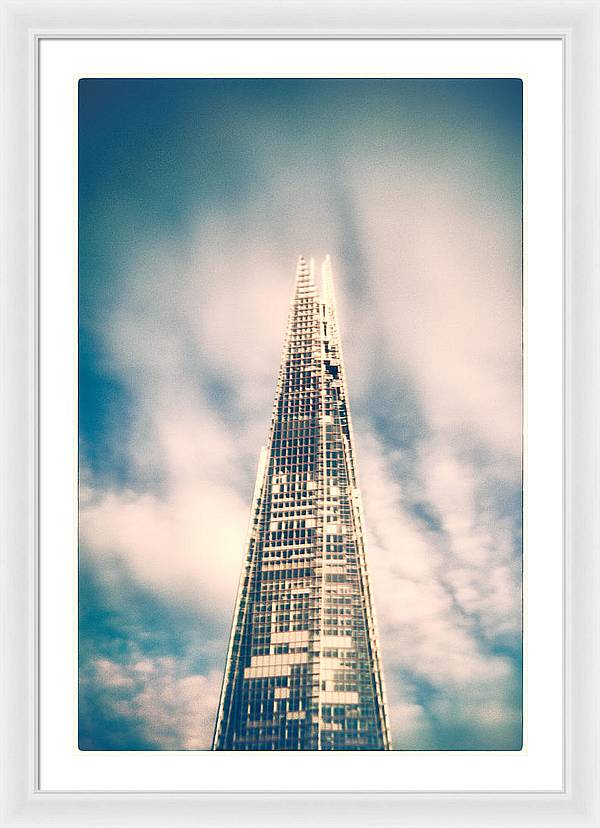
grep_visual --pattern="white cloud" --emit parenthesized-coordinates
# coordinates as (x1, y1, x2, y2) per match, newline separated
(81, 478, 248, 613)
(88, 654, 222, 750)
(358, 429, 520, 746)
(346, 161, 522, 460)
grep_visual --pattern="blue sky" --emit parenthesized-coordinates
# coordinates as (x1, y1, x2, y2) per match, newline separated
(79, 78, 522, 750)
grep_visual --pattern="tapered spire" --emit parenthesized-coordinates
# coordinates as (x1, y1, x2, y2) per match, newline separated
(321, 254, 334, 306)
(213, 257, 390, 751)
(294, 254, 314, 292)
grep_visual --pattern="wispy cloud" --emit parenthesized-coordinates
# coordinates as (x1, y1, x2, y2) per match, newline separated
(359, 431, 521, 749)
(81, 652, 222, 750)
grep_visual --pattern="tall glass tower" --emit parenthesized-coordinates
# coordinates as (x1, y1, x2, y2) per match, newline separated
(213, 256, 391, 750)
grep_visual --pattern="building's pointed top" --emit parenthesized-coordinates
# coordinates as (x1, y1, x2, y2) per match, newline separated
(294, 255, 314, 292)
(321, 254, 335, 307)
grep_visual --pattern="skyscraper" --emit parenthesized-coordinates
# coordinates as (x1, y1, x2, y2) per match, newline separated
(213, 256, 391, 751)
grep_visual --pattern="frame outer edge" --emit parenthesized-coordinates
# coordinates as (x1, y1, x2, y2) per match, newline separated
(567, 2, 600, 824)
(0, 0, 599, 826)
(0, 0, 595, 35)
(0, 0, 35, 826)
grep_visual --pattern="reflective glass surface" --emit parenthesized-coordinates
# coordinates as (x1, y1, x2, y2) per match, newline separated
(213, 258, 390, 750)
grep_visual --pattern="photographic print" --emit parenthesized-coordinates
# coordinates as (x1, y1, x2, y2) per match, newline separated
(78, 78, 523, 751)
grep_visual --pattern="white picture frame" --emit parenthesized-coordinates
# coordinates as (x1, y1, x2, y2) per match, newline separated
(1, 1, 598, 826)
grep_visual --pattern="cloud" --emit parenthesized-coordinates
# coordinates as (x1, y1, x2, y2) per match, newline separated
(81, 480, 247, 613)
(81, 651, 222, 750)
(345, 159, 522, 459)
(357, 429, 521, 748)
(78, 551, 227, 750)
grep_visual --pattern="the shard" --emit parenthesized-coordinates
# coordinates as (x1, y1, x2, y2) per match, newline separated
(213, 256, 391, 750)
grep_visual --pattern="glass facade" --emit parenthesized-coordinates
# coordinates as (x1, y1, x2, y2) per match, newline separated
(213, 256, 391, 750)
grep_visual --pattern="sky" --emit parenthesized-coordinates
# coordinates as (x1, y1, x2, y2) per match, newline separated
(78, 78, 523, 751)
